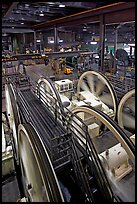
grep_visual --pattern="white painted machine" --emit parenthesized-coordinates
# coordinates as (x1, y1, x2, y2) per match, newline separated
(53, 71, 117, 120)
(2, 114, 15, 177)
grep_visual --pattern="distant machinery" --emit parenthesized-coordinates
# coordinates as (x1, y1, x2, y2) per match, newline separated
(52, 71, 118, 120)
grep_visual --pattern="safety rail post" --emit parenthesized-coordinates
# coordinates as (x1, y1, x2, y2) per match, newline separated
(70, 131, 94, 202)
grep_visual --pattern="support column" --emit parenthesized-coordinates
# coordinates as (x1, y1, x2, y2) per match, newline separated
(54, 25, 58, 52)
(114, 29, 118, 72)
(99, 15, 105, 73)
(130, 46, 132, 56)
(34, 31, 37, 52)
(23, 33, 25, 44)
(23, 33, 25, 53)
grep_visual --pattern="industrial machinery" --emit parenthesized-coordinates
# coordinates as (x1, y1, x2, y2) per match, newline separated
(54, 78, 74, 108)
(117, 89, 135, 134)
(71, 106, 135, 200)
(53, 70, 117, 120)
(2, 113, 15, 177)
(116, 49, 129, 68)
(105, 72, 135, 100)
(3, 65, 135, 202)
(115, 48, 135, 79)
(75, 71, 117, 119)
(64, 67, 73, 74)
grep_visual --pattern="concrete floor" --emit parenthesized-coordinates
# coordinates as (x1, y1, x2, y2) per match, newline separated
(26, 63, 80, 82)
(2, 176, 21, 202)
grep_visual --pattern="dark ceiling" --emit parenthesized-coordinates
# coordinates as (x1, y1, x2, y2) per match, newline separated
(2, 2, 135, 44)
(2, 2, 109, 29)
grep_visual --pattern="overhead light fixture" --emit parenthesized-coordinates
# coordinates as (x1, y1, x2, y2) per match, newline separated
(12, 27, 14, 29)
(36, 40, 41, 43)
(90, 41, 97, 45)
(48, 2, 55, 4)
(2, 33, 8, 36)
(59, 4, 65, 7)
(59, 39, 63, 43)
(39, 13, 44, 16)
(49, 40, 54, 43)
(128, 43, 135, 47)
(21, 22, 24, 25)
(25, 4, 30, 7)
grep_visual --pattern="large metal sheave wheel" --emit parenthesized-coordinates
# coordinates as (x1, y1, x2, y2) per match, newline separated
(36, 77, 64, 116)
(71, 106, 135, 163)
(77, 71, 118, 119)
(5, 83, 20, 160)
(18, 123, 64, 202)
(116, 49, 128, 62)
(71, 106, 135, 202)
(117, 89, 135, 134)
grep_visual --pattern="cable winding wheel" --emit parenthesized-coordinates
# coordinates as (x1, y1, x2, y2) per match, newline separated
(117, 89, 135, 134)
(71, 105, 135, 201)
(36, 77, 64, 119)
(77, 71, 118, 119)
(5, 83, 20, 161)
(18, 123, 64, 202)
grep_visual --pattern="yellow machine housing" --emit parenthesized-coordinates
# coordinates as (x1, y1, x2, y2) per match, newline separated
(64, 67, 73, 74)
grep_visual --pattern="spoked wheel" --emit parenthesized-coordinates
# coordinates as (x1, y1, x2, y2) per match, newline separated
(36, 77, 64, 118)
(5, 83, 20, 161)
(71, 106, 135, 202)
(77, 71, 118, 119)
(117, 89, 135, 134)
(18, 123, 64, 202)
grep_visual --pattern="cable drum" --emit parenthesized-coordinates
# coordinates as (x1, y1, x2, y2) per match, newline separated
(18, 123, 64, 202)
(71, 105, 135, 202)
(77, 70, 118, 119)
(117, 89, 135, 134)
(36, 77, 64, 121)
(116, 49, 128, 62)
(5, 83, 21, 161)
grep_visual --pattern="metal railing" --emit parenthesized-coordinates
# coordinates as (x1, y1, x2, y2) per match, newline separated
(13, 75, 113, 202)
(11, 75, 115, 202)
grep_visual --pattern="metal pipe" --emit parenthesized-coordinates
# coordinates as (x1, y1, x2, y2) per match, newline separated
(99, 15, 105, 72)
(34, 31, 37, 52)
(114, 29, 118, 72)
(54, 26, 58, 52)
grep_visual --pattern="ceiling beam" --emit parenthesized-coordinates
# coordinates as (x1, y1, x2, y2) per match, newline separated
(57, 16, 99, 29)
(32, 2, 135, 30)
(105, 8, 135, 24)
(4, 2, 19, 18)
(2, 28, 34, 34)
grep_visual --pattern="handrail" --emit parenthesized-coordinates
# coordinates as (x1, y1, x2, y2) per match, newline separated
(12, 74, 137, 201)
(11, 75, 115, 201)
